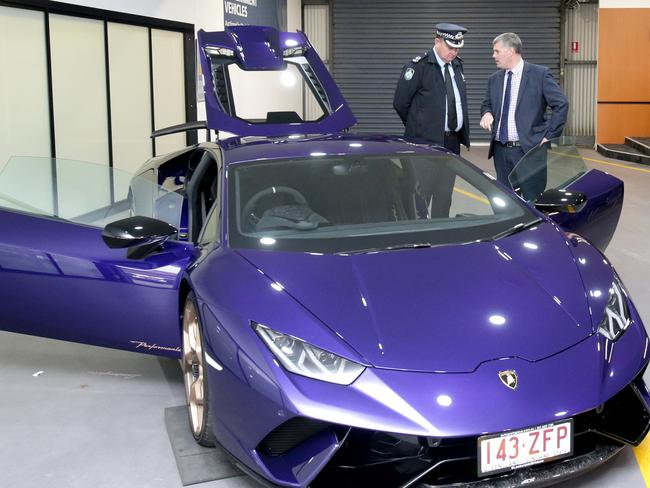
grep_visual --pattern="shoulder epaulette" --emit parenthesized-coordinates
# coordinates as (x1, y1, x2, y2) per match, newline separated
(412, 53, 426, 63)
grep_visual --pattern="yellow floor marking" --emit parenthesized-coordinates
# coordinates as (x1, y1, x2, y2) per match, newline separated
(549, 150, 650, 174)
(453, 187, 490, 205)
(634, 436, 650, 486)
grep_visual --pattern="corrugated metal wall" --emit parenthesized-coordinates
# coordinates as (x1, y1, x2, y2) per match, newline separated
(563, 3, 597, 138)
(331, 0, 562, 142)
(304, 4, 330, 120)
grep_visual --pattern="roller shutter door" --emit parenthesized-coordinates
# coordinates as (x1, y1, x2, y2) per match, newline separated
(331, 0, 561, 142)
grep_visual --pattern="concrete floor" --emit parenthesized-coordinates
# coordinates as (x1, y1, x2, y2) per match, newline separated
(0, 145, 648, 488)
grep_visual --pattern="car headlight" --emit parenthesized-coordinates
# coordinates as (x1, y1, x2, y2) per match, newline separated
(253, 323, 365, 385)
(598, 275, 632, 341)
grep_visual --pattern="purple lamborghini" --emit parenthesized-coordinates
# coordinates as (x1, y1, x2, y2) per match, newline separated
(0, 26, 649, 488)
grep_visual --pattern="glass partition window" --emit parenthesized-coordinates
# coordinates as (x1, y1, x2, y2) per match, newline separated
(228, 154, 537, 254)
(0, 157, 183, 230)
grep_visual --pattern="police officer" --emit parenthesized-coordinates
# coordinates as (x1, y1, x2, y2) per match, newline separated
(393, 23, 470, 218)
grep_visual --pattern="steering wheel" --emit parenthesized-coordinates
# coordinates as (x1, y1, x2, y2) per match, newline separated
(241, 186, 308, 231)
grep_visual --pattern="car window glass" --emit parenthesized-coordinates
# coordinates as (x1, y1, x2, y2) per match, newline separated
(227, 59, 326, 123)
(198, 196, 220, 246)
(0, 156, 183, 229)
(229, 153, 537, 254)
(508, 137, 587, 202)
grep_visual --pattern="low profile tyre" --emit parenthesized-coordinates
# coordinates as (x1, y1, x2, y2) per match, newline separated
(182, 291, 216, 446)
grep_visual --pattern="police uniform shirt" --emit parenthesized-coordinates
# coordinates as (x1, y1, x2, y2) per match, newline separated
(432, 47, 463, 133)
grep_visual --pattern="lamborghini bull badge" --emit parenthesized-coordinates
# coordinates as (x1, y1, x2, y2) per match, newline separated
(499, 370, 518, 390)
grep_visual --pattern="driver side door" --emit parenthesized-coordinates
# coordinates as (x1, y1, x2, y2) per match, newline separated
(0, 157, 194, 357)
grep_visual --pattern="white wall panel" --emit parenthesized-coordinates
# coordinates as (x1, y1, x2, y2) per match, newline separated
(0, 7, 50, 170)
(108, 22, 153, 174)
(49, 14, 110, 165)
(152, 28, 186, 155)
(601, 0, 650, 7)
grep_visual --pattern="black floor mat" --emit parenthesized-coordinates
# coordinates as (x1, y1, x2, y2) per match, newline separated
(165, 406, 243, 486)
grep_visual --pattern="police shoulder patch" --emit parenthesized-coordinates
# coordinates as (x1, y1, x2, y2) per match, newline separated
(404, 68, 415, 80)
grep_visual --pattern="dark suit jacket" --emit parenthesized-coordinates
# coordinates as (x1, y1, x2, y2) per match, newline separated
(480, 61, 568, 158)
(393, 51, 470, 148)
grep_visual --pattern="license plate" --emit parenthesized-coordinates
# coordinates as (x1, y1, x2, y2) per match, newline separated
(478, 419, 573, 476)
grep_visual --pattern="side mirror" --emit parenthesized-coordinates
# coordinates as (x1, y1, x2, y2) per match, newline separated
(102, 216, 177, 259)
(534, 188, 587, 214)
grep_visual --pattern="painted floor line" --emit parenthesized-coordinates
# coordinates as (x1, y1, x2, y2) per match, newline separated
(453, 186, 490, 204)
(568, 151, 650, 174)
(633, 436, 650, 486)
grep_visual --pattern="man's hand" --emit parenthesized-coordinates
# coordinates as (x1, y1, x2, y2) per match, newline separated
(480, 112, 494, 131)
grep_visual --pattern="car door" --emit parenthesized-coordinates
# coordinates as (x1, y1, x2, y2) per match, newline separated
(509, 139, 623, 251)
(197, 25, 356, 137)
(0, 156, 194, 357)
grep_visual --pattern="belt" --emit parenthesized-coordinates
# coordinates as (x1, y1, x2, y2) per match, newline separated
(497, 140, 520, 147)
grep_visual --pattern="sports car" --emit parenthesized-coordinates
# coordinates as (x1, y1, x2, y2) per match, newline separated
(0, 25, 649, 488)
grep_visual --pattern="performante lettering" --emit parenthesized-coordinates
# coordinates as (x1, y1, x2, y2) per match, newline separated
(224, 1, 248, 17)
(130, 340, 181, 353)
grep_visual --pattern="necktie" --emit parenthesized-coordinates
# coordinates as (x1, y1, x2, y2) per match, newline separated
(444, 63, 458, 132)
(498, 71, 513, 144)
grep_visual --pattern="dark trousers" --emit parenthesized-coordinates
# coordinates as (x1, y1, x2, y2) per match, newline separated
(493, 141, 547, 201)
(416, 131, 459, 218)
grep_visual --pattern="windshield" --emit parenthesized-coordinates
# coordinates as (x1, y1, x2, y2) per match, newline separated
(0, 157, 184, 230)
(228, 153, 538, 253)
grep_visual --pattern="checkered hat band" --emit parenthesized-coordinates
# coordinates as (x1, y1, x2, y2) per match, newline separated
(437, 31, 463, 40)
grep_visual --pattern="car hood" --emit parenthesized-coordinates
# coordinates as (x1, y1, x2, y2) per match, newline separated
(236, 223, 593, 372)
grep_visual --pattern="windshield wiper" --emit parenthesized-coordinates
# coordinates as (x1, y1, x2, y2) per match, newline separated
(337, 243, 436, 255)
(491, 218, 544, 240)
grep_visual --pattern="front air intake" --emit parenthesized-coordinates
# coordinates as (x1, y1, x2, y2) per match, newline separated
(257, 417, 330, 456)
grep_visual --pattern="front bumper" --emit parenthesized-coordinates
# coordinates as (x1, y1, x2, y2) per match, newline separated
(268, 373, 650, 487)
(203, 301, 650, 487)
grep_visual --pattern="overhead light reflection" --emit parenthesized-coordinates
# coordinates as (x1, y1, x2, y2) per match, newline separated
(349, 143, 363, 148)
(310, 152, 326, 157)
(285, 39, 298, 47)
(260, 237, 276, 246)
(271, 282, 284, 292)
(436, 395, 452, 407)
(523, 242, 538, 250)
(492, 197, 506, 207)
(489, 315, 506, 326)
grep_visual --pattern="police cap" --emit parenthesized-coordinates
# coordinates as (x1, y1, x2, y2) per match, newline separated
(435, 23, 467, 49)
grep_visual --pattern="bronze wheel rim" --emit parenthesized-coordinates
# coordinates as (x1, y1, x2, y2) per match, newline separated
(182, 299, 204, 436)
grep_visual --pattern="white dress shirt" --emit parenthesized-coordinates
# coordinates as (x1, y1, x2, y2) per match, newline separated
(496, 58, 524, 142)
(432, 48, 463, 132)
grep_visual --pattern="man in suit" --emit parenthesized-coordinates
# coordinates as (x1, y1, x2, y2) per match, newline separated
(480, 32, 568, 201)
(394, 23, 470, 218)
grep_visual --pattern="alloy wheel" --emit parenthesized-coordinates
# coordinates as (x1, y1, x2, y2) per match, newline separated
(182, 298, 205, 436)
